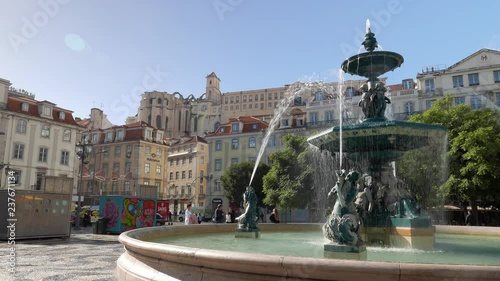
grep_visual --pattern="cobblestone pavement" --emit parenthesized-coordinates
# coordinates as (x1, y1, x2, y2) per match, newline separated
(0, 227, 123, 281)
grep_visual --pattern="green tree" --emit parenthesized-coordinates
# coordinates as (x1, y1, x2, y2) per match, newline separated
(262, 134, 314, 209)
(221, 161, 270, 207)
(408, 95, 500, 225)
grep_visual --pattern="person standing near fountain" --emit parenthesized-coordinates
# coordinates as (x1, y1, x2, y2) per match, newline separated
(269, 208, 280, 223)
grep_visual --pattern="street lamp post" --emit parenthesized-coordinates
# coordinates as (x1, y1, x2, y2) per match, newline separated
(74, 135, 93, 230)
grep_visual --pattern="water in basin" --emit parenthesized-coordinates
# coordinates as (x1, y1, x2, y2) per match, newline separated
(150, 231, 500, 266)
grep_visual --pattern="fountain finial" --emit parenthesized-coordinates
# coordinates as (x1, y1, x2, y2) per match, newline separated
(362, 19, 378, 52)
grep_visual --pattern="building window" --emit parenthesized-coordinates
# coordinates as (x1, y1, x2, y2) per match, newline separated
(214, 180, 221, 192)
(156, 164, 161, 175)
(231, 158, 238, 165)
(35, 172, 45, 190)
(326, 111, 334, 121)
(494, 70, 500, 83)
(404, 101, 414, 114)
(201, 156, 204, 164)
(215, 159, 222, 171)
(92, 133, 98, 143)
(452, 75, 464, 88)
(11, 170, 21, 185)
(176, 158, 179, 166)
(425, 100, 435, 109)
(249, 95, 253, 102)
(243, 104, 246, 110)
(124, 181, 131, 195)
(260, 94, 264, 101)
(471, 96, 482, 109)
(125, 162, 131, 173)
(454, 97, 465, 105)
(175, 171, 179, 179)
(105, 131, 112, 141)
(113, 162, 120, 172)
(156, 148, 162, 157)
(282, 119, 289, 127)
(232, 139, 239, 149)
(169, 160, 173, 166)
(402, 79, 413, 90)
(249, 137, 256, 148)
(189, 170, 192, 179)
(189, 156, 192, 164)
(41, 124, 50, 138)
(345, 87, 355, 97)
(309, 112, 318, 124)
(102, 163, 109, 174)
(115, 146, 121, 157)
(59, 112, 66, 120)
(16, 119, 27, 134)
(182, 171, 186, 179)
(424, 79, 434, 92)
(169, 172, 173, 180)
(182, 157, 186, 165)
(21, 103, 29, 111)
(112, 182, 118, 194)
(60, 150, 70, 165)
(38, 147, 48, 162)
(268, 102, 272, 108)
(267, 136, 276, 147)
(144, 163, 150, 173)
(468, 73, 479, 86)
(63, 129, 71, 141)
(43, 106, 51, 116)
(230, 97, 234, 103)
(249, 104, 252, 109)
(116, 130, 124, 140)
(215, 141, 222, 151)
(232, 123, 239, 132)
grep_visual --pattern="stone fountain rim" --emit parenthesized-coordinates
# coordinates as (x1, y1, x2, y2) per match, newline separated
(116, 223, 500, 281)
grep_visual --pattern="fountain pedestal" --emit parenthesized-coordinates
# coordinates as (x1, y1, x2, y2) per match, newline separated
(361, 217, 435, 250)
(235, 228, 260, 238)
(324, 242, 367, 260)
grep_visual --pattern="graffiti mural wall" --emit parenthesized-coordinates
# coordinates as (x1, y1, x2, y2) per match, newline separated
(99, 196, 156, 233)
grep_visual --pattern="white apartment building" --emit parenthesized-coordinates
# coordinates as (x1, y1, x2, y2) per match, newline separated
(0, 78, 82, 190)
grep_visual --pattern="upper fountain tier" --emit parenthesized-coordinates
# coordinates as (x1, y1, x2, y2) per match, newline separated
(341, 21, 404, 80)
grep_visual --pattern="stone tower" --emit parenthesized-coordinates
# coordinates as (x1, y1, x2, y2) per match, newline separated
(205, 72, 221, 104)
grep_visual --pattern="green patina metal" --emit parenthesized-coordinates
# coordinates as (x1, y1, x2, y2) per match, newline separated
(312, 22, 447, 247)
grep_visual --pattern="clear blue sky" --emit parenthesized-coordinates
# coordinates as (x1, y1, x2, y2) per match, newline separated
(2, 0, 499, 124)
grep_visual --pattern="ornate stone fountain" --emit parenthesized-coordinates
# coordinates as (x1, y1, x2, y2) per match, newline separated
(308, 20, 447, 258)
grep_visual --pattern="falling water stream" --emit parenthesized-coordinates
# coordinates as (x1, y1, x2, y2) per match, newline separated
(248, 81, 338, 186)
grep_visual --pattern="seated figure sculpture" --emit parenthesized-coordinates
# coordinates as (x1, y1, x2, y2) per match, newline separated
(324, 170, 362, 246)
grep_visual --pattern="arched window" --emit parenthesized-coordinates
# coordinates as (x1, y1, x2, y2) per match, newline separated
(149, 97, 153, 105)
(165, 99, 169, 106)
(157, 98, 162, 105)
(185, 110, 189, 132)
(156, 115, 162, 129)
(178, 111, 182, 130)
(193, 117, 198, 132)
(147, 114, 152, 125)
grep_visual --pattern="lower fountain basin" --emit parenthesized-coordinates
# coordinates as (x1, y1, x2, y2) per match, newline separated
(117, 224, 500, 281)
